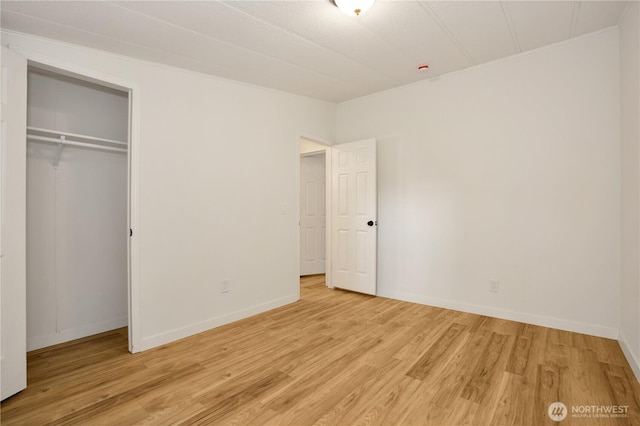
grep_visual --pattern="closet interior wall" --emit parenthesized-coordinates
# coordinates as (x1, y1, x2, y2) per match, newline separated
(26, 68, 129, 351)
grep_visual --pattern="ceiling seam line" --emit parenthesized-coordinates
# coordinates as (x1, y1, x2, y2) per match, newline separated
(416, 1, 477, 65)
(616, 0, 633, 26)
(500, 1, 521, 53)
(354, 20, 434, 68)
(570, 2, 581, 38)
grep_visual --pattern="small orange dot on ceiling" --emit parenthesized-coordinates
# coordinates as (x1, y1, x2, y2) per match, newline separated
(418, 64, 429, 71)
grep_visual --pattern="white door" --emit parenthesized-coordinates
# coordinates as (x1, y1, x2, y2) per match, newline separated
(1, 46, 28, 400)
(331, 139, 377, 295)
(300, 153, 326, 276)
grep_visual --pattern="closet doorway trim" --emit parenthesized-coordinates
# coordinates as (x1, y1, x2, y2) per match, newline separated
(15, 47, 142, 354)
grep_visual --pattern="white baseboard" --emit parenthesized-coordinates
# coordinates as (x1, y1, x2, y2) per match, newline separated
(379, 289, 619, 339)
(27, 317, 128, 351)
(618, 330, 640, 382)
(138, 294, 299, 352)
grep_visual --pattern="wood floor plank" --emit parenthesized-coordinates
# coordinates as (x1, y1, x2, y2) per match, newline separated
(273, 364, 378, 425)
(223, 403, 281, 426)
(2, 274, 638, 425)
(178, 370, 293, 425)
(505, 324, 534, 376)
(264, 336, 382, 414)
(534, 363, 567, 426)
(405, 322, 467, 381)
(310, 359, 405, 426)
(391, 309, 453, 362)
(352, 375, 424, 426)
(489, 372, 535, 426)
(46, 363, 205, 425)
(460, 331, 511, 403)
(601, 362, 640, 425)
(568, 348, 617, 425)
(402, 331, 476, 425)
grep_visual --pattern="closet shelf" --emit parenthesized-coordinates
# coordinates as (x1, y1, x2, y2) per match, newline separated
(26, 126, 128, 167)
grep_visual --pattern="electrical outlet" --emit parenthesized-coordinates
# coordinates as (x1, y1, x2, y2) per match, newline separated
(490, 280, 500, 293)
(221, 280, 230, 293)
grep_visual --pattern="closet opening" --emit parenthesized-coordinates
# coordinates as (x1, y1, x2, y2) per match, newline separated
(25, 64, 131, 353)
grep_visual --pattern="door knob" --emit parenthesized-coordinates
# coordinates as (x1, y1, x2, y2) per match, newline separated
(367, 220, 376, 226)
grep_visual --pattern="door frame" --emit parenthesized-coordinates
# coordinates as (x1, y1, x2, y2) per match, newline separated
(9, 46, 142, 353)
(297, 135, 333, 289)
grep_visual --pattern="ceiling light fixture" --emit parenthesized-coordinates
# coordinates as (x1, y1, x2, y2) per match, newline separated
(335, 0, 375, 16)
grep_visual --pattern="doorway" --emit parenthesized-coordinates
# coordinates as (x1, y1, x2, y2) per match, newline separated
(300, 151, 326, 276)
(297, 137, 378, 295)
(299, 138, 330, 285)
(25, 65, 131, 351)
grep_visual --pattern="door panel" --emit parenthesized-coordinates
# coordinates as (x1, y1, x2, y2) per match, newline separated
(300, 153, 326, 276)
(1, 46, 28, 400)
(331, 139, 377, 295)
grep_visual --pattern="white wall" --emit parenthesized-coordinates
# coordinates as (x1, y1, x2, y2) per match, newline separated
(338, 29, 621, 338)
(620, 1, 640, 381)
(26, 70, 129, 350)
(3, 30, 336, 351)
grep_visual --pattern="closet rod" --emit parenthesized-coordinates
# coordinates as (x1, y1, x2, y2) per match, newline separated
(27, 135, 128, 153)
(27, 126, 128, 147)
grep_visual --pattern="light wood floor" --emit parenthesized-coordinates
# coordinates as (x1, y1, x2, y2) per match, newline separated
(2, 275, 639, 425)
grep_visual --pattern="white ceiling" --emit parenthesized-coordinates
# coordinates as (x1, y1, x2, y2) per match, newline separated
(0, 0, 630, 103)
